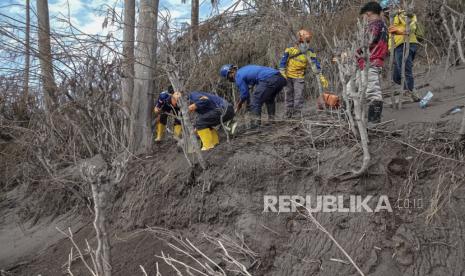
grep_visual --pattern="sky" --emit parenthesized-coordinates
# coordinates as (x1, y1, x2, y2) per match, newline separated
(2, 0, 236, 35)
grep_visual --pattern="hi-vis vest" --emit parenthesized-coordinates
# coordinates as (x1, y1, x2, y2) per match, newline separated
(280, 47, 320, 79)
(389, 10, 419, 49)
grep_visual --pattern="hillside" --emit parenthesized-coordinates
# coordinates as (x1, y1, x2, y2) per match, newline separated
(1, 65, 465, 276)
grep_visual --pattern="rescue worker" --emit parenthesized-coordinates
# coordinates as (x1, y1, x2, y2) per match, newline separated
(219, 64, 286, 129)
(357, 1, 389, 124)
(279, 29, 329, 118)
(153, 86, 182, 142)
(381, 0, 421, 102)
(171, 91, 235, 151)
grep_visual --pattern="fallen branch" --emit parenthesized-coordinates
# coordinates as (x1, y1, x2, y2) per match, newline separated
(292, 201, 366, 276)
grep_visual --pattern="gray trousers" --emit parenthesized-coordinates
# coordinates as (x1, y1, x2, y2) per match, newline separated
(347, 67, 383, 103)
(284, 78, 305, 111)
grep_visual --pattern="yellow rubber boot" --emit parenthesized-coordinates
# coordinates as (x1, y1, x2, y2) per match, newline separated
(174, 124, 182, 138)
(211, 128, 219, 146)
(155, 123, 166, 142)
(197, 128, 215, 151)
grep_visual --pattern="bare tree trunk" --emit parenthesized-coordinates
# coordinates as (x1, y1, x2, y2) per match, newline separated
(389, 6, 398, 108)
(36, 0, 57, 113)
(440, 5, 456, 80)
(451, 15, 465, 64)
(122, 0, 135, 112)
(80, 154, 129, 276)
(191, 0, 199, 43)
(459, 111, 465, 139)
(352, 62, 370, 176)
(91, 178, 112, 276)
(130, 0, 159, 153)
(22, 0, 30, 116)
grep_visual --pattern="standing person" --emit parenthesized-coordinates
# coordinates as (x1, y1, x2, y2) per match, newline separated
(153, 85, 182, 142)
(219, 64, 286, 129)
(381, 0, 421, 102)
(358, 2, 389, 124)
(170, 91, 235, 151)
(279, 29, 329, 118)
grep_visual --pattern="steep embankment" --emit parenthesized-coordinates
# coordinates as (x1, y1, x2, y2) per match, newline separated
(3, 66, 465, 276)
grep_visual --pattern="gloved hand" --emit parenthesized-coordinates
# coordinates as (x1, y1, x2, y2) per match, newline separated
(279, 68, 287, 78)
(388, 25, 406, 35)
(319, 74, 329, 89)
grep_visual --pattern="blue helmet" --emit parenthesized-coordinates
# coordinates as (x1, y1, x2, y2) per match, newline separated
(157, 91, 171, 107)
(220, 64, 235, 78)
(380, 0, 399, 9)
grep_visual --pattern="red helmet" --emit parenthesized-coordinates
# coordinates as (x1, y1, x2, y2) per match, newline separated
(297, 29, 312, 43)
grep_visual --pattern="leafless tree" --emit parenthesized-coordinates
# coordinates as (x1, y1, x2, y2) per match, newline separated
(36, 0, 57, 113)
(191, 0, 199, 42)
(333, 19, 371, 178)
(441, 1, 465, 66)
(130, 0, 160, 153)
(21, 0, 31, 116)
(122, 0, 135, 113)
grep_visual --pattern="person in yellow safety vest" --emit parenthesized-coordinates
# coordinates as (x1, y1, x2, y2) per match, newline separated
(153, 85, 182, 142)
(382, 0, 421, 102)
(279, 29, 329, 119)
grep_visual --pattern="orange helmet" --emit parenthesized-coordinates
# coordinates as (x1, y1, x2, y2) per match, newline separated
(297, 29, 312, 43)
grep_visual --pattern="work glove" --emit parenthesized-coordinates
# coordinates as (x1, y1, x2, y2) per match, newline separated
(319, 74, 329, 89)
(279, 68, 287, 78)
(388, 26, 407, 35)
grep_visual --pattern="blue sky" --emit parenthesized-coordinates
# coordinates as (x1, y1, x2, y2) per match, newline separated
(3, 0, 235, 35)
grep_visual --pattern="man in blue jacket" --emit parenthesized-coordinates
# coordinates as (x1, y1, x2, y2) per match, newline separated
(220, 64, 287, 128)
(153, 85, 182, 142)
(172, 91, 235, 151)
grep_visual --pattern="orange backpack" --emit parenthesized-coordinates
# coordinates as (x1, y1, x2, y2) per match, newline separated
(317, 92, 340, 109)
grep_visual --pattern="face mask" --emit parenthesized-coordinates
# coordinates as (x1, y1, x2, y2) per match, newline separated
(299, 42, 309, 52)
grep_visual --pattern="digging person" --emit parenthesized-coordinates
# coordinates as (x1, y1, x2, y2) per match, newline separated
(354, 2, 389, 125)
(171, 91, 235, 151)
(220, 64, 286, 129)
(279, 29, 329, 119)
(382, 0, 421, 102)
(153, 85, 182, 142)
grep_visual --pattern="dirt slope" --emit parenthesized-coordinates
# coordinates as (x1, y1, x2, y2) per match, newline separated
(3, 66, 465, 276)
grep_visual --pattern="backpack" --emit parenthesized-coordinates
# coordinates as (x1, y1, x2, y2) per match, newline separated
(317, 92, 340, 110)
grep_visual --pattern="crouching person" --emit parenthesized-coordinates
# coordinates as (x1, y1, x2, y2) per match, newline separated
(219, 64, 286, 129)
(186, 91, 235, 151)
(154, 86, 182, 142)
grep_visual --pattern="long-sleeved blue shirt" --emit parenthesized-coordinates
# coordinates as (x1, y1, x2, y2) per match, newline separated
(188, 91, 228, 114)
(234, 65, 280, 101)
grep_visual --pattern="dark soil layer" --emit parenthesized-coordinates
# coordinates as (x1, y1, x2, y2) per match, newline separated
(9, 116, 465, 276)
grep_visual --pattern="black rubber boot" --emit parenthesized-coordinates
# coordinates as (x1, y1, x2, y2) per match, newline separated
(266, 102, 276, 125)
(250, 112, 261, 129)
(368, 100, 383, 124)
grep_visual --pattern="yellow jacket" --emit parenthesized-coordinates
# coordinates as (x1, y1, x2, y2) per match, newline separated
(279, 47, 321, 79)
(389, 10, 419, 50)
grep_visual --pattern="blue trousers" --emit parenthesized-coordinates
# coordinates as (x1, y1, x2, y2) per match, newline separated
(393, 43, 417, 92)
(250, 74, 287, 115)
(195, 104, 235, 130)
